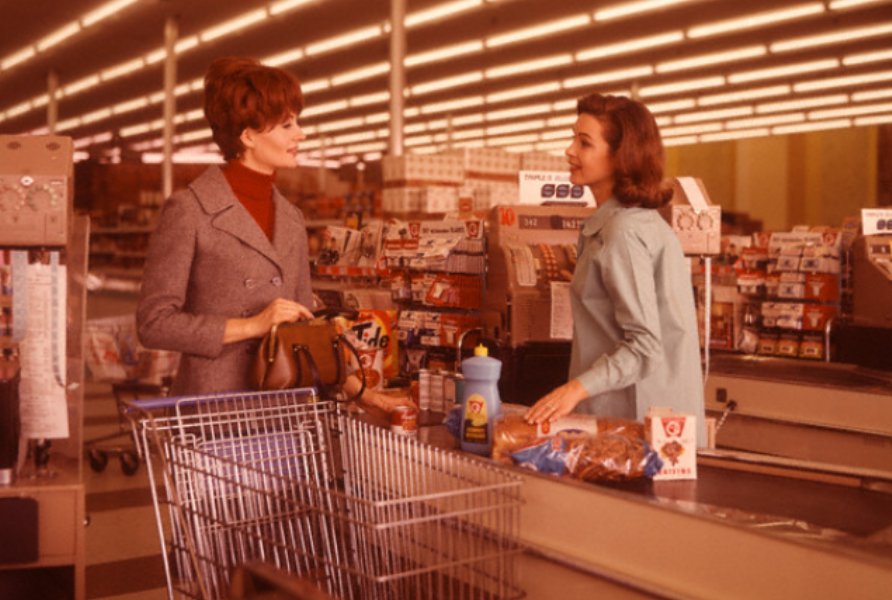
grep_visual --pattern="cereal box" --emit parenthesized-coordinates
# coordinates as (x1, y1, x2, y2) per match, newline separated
(645, 408, 698, 481)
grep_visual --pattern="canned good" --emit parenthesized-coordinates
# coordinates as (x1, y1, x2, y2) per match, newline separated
(390, 405, 418, 437)
(417, 369, 431, 411)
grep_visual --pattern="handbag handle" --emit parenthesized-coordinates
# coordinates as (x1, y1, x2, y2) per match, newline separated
(290, 333, 366, 402)
(312, 307, 359, 321)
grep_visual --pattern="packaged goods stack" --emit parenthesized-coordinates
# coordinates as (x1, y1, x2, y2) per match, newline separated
(380, 153, 464, 214)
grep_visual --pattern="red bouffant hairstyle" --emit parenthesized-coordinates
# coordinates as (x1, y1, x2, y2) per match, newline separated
(203, 57, 304, 160)
(577, 93, 672, 209)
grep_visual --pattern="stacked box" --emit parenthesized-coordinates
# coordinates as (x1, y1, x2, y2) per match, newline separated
(520, 151, 567, 172)
(645, 408, 698, 481)
(444, 147, 521, 177)
(381, 154, 464, 184)
(420, 186, 460, 213)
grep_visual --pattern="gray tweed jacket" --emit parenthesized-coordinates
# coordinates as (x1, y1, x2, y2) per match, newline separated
(136, 166, 313, 397)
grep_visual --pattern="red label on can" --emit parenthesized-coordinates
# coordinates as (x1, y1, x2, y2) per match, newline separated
(391, 406, 418, 437)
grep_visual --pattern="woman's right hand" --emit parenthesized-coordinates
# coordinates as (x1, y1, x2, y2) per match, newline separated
(223, 298, 314, 344)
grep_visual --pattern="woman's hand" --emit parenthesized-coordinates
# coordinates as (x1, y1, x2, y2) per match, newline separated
(524, 379, 588, 424)
(223, 298, 314, 344)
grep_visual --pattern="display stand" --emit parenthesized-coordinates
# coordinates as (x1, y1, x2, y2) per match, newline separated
(0, 215, 89, 600)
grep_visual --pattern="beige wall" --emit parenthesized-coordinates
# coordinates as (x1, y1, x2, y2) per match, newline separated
(666, 126, 880, 232)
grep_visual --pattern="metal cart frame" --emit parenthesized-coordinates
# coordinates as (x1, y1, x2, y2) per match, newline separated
(127, 388, 524, 600)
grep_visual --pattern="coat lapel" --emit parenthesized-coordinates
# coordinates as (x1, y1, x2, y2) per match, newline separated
(190, 166, 284, 269)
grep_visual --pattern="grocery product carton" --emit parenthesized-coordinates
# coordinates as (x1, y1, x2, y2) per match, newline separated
(645, 408, 697, 481)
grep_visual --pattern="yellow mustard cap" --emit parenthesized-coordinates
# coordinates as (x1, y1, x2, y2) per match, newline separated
(474, 344, 489, 356)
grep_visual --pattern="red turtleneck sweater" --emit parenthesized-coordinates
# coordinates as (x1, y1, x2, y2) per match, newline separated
(222, 160, 275, 240)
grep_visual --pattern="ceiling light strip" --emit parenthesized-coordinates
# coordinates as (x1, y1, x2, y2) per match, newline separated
(594, 0, 701, 21)
(771, 22, 892, 52)
(688, 3, 825, 39)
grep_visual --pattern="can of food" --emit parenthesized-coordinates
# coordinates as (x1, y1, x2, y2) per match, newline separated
(417, 369, 431, 411)
(390, 405, 418, 437)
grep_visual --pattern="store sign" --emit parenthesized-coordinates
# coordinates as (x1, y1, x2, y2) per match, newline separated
(861, 208, 892, 236)
(518, 171, 595, 206)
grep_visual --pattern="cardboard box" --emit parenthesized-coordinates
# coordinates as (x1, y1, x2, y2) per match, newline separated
(660, 177, 722, 256)
(645, 408, 698, 481)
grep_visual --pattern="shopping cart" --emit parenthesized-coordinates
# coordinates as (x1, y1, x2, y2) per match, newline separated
(126, 388, 525, 600)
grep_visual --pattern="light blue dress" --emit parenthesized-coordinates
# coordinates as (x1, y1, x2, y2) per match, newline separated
(569, 198, 706, 442)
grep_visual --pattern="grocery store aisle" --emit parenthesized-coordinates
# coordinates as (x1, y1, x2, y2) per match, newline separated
(83, 381, 167, 600)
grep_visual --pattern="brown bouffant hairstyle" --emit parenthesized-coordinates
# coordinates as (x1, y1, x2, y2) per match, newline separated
(577, 93, 672, 209)
(204, 57, 304, 160)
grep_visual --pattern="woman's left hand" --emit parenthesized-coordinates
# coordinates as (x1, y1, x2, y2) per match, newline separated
(525, 379, 588, 424)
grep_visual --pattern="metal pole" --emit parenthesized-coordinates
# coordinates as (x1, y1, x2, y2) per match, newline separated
(319, 136, 327, 195)
(162, 17, 178, 199)
(46, 69, 58, 134)
(389, 0, 406, 157)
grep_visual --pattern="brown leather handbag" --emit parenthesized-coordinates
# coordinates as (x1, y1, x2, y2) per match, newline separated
(251, 309, 365, 400)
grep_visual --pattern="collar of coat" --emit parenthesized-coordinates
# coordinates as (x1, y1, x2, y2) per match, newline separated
(581, 197, 624, 238)
(189, 165, 302, 268)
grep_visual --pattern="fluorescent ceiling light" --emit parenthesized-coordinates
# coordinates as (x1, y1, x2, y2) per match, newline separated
(688, 3, 825, 38)
(853, 87, 892, 101)
(350, 92, 390, 107)
(487, 134, 541, 146)
(175, 36, 200, 53)
(844, 48, 892, 66)
(698, 85, 791, 106)
(595, 0, 700, 21)
(638, 76, 725, 97)
(318, 117, 365, 133)
(486, 15, 591, 48)
(646, 99, 697, 113)
(700, 128, 771, 143)
(302, 100, 350, 118)
(810, 102, 892, 119)
(101, 59, 145, 81)
(406, 0, 482, 27)
(38, 22, 81, 51)
(113, 98, 150, 114)
(657, 46, 767, 74)
(63, 75, 101, 97)
(728, 59, 839, 84)
(540, 128, 572, 140)
(774, 119, 851, 134)
(829, 0, 890, 10)
(563, 66, 653, 89)
(2, 47, 36, 70)
(725, 113, 805, 129)
(6, 102, 33, 118)
(411, 72, 483, 96)
(406, 41, 483, 67)
(82, 108, 113, 125)
(486, 55, 573, 79)
(487, 82, 562, 104)
(856, 114, 892, 126)
(269, 0, 317, 16)
(674, 107, 754, 124)
(794, 69, 892, 92)
(333, 131, 381, 145)
(576, 32, 684, 62)
(547, 114, 579, 128)
(487, 120, 545, 136)
(487, 104, 553, 120)
(82, 0, 140, 27)
(452, 113, 486, 126)
(659, 123, 724, 137)
(265, 48, 306, 67)
(331, 63, 389, 86)
(200, 9, 267, 42)
(663, 135, 699, 147)
(419, 97, 484, 114)
(306, 26, 383, 56)
(771, 22, 892, 52)
(756, 94, 848, 113)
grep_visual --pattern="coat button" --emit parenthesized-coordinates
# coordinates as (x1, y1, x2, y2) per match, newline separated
(271, 277, 282, 286)
(244, 278, 258, 289)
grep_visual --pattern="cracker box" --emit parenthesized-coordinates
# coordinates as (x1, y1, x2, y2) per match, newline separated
(645, 408, 698, 481)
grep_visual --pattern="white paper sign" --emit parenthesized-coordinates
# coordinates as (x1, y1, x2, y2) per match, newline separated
(518, 171, 595, 206)
(861, 208, 892, 236)
(19, 263, 69, 439)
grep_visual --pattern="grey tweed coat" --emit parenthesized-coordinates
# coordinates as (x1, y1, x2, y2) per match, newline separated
(136, 166, 313, 397)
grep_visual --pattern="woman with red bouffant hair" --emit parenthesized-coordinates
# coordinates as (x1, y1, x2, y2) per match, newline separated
(526, 92, 706, 444)
(138, 57, 414, 416)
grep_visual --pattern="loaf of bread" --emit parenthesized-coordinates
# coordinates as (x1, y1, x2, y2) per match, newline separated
(492, 410, 645, 463)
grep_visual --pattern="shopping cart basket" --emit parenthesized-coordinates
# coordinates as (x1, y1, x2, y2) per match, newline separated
(126, 388, 525, 600)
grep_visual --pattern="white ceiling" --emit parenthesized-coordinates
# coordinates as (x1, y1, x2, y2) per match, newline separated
(1, 0, 891, 166)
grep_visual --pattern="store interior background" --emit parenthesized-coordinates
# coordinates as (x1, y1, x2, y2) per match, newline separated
(3, 1, 892, 599)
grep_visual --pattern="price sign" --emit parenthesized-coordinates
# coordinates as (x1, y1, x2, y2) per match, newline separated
(862, 208, 892, 236)
(518, 171, 595, 206)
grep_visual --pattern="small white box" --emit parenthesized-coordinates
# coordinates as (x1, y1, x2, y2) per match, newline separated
(646, 408, 698, 481)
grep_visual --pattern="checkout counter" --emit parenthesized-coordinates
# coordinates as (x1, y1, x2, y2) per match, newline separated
(405, 407, 892, 600)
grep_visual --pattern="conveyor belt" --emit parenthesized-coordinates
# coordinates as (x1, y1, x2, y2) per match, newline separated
(709, 354, 892, 394)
